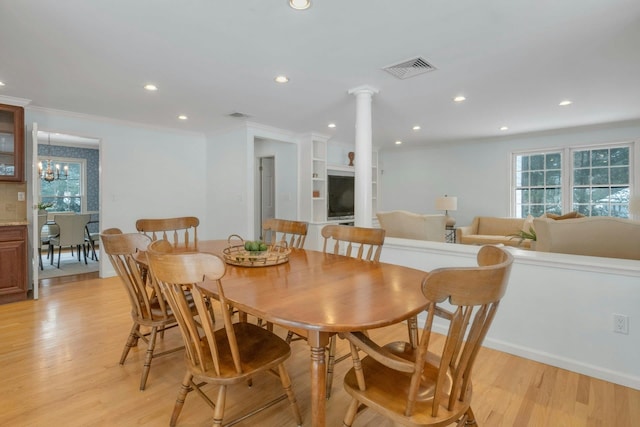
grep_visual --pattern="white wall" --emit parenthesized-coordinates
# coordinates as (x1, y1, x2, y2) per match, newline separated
(204, 126, 248, 240)
(26, 108, 207, 277)
(378, 119, 640, 226)
(254, 138, 298, 224)
(204, 123, 298, 241)
(380, 238, 640, 390)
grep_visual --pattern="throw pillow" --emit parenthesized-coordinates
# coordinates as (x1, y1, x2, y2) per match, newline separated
(554, 211, 582, 220)
(539, 211, 584, 220)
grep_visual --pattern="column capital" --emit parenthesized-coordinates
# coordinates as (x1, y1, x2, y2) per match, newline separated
(348, 85, 379, 96)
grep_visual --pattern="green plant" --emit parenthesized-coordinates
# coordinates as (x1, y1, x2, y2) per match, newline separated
(37, 202, 54, 210)
(509, 226, 537, 245)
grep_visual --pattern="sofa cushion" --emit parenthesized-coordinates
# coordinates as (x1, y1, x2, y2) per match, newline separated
(376, 210, 446, 242)
(476, 217, 526, 236)
(534, 216, 640, 260)
(543, 211, 584, 220)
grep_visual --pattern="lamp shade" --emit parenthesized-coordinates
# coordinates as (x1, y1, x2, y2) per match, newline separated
(435, 196, 457, 211)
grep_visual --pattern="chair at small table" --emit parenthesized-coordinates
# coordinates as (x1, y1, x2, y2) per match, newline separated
(262, 218, 308, 249)
(100, 228, 187, 390)
(49, 213, 91, 268)
(135, 216, 199, 249)
(84, 212, 100, 261)
(36, 213, 51, 270)
(146, 241, 303, 427)
(340, 245, 513, 427)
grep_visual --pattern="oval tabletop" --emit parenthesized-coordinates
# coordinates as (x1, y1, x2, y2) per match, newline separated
(195, 240, 429, 333)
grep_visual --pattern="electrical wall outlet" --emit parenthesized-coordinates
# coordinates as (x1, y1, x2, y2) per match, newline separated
(613, 313, 629, 334)
(17, 191, 25, 201)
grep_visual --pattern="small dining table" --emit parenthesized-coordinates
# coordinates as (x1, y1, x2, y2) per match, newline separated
(186, 240, 429, 427)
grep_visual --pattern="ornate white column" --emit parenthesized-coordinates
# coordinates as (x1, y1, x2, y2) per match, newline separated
(348, 85, 378, 227)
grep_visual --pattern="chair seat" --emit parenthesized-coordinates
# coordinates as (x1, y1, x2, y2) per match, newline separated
(189, 322, 291, 384)
(343, 341, 468, 427)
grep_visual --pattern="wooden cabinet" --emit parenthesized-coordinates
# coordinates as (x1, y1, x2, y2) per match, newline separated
(0, 103, 25, 182)
(0, 225, 28, 304)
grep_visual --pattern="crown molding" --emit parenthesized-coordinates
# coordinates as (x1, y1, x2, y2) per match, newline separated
(26, 105, 205, 138)
(0, 95, 32, 107)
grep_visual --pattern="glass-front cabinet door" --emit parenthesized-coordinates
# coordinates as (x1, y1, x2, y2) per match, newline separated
(0, 104, 25, 182)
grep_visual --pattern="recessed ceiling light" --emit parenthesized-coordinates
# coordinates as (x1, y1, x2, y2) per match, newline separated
(453, 95, 466, 102)
(412, 125, 421, 131)
(178, 115, 188, 120)
(500, 126, 509, 131)
(274, 75, 289, 83)
(0, 81, 5, 86)
(559, 100, 572, 106)
(395, 140, 403, 145)
(328, 123, 336, 128)
(144, 84, 158, 91)
(289, 0, 311, 10)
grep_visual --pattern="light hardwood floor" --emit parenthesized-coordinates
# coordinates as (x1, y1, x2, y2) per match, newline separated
(1, 276, 639, 426)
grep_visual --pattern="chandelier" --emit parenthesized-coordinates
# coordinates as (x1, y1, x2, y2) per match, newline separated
(38, 134, 68, 182)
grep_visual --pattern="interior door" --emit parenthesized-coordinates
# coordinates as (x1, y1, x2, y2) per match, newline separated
(259, 156, 275, 240)
(30, 122, 39, 299)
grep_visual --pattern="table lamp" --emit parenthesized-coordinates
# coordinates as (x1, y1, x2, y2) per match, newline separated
(435, 195, 458, 227)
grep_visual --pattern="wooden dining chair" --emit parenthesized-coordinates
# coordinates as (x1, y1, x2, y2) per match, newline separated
(135, 216, 199, 249)
(146, 242, 303, 427)
(49, 213, 91, 268)
(100, 228, 187, 390)
(283, 223, 388, 398)
(321, 224, 388, 397)
(262, 218, 309, 249)
(340, 245, 514, 427)
(321, 223, 386, 261)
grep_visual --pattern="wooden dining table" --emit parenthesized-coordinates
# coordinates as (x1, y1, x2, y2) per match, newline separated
(182, 240, 429, 427)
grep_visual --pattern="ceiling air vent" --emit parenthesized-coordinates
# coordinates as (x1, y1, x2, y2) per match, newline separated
(228, 112, 251, 119)
(382, 57, 436, 80)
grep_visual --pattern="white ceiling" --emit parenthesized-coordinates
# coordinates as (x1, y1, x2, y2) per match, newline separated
(1, 0, 639, 149)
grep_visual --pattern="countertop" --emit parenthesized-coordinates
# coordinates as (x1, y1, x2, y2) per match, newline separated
(0, 220, 29, 226)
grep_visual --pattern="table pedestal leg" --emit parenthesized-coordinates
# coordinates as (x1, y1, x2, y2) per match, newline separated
(308, 332, 330, 427)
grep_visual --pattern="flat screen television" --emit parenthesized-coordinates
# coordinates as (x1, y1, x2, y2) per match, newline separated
(327, 175, 355, 219)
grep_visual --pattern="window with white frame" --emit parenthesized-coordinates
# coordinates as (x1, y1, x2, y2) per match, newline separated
(39, 157, 86, 213)
(513, 151, 563, 217)
(571, 145, 630, 217)
(512, 143, 633, 218)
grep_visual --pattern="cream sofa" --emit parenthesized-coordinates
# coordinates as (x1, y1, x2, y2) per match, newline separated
(376, 210, 446, 242)
(534, 216, 640, 260)
(456, 216, 531, 248)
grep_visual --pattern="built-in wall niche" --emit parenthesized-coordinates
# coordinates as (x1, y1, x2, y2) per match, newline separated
(327, 143, 356, 167)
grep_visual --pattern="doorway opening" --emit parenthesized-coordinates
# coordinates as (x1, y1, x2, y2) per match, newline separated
(258, 156, 275, 241)
(34, 130, 101, 284)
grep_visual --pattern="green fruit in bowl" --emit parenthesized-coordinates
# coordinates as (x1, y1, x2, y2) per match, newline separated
(250, 241, 260, 252)
(258, 243, 268, 251)
(244, 241, 252, 251)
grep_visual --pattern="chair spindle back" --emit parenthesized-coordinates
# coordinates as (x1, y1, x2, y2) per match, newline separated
(321, 224, 385, 261)
(262, 218, 308, 249)
(136, 216, 199, 249)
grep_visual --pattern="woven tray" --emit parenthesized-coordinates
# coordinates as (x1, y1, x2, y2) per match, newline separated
(223, 235, 291, 267)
